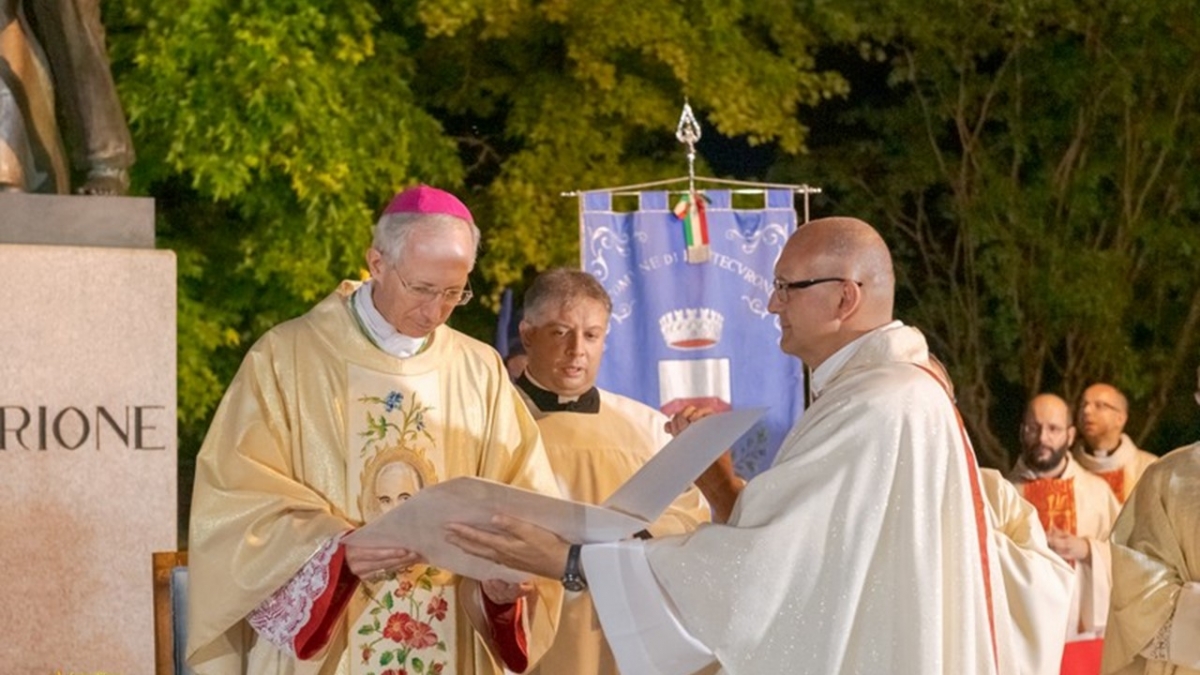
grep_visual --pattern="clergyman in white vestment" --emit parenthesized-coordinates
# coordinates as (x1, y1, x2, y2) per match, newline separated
(1072, 383, 1158, 505)
(446, 217, 1002, 675)
(1008, 393, 1121, 672)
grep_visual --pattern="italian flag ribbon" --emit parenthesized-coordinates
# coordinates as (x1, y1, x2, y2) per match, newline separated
(673, 191, 711, 264)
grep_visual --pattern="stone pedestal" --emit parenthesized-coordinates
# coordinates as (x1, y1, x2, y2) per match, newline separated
(0, 193, 176, 674)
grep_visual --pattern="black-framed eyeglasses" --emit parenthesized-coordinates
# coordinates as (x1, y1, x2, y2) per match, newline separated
(392, 268, 474, 306)
(772, 277, 862, 302)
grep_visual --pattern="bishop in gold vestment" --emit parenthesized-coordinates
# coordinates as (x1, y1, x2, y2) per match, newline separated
(187, 186, 562, 675)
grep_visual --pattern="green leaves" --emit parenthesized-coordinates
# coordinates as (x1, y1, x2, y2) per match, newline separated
(107, 0, 845, 464)
(108, 0, 1197, 477)
(782, 0, 1200, 462)
(109, 0, 462, 454)
(411, 0, 846, 293)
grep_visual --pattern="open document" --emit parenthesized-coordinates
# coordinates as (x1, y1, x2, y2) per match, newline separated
(344, 407, 765, 582)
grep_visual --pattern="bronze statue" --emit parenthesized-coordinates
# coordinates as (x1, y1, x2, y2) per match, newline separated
(0, 0, 133, 195)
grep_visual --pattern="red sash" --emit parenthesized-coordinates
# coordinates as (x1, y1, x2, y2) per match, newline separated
(914, 364, 998, 671)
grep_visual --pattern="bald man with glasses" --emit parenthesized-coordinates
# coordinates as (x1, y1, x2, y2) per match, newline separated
(187, 185, 562, 675)
(1008, 393, 1121, 674)
(1071, 383, 1158, 504)
(447, 217, 1004, 675)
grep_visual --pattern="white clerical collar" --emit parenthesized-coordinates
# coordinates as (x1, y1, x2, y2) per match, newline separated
(524, 370, 582, 403)
(809, 320, 903, 398)
(353, 281, 428, 358)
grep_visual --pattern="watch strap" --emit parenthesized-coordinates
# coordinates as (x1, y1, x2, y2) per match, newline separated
(561, 543, 587, 591)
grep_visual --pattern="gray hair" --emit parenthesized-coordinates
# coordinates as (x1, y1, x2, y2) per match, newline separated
(523, 268, 612, 326)
(372, 212, 481, 266)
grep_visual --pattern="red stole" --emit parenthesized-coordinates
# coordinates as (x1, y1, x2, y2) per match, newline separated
(1021, 477, 1077, 535)
(915, 364, 998, 671)
(1022, 477, 1105, 675)
(1095, 468, 1126, 504)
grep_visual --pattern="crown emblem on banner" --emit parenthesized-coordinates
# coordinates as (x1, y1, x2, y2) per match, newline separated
(659, 308, 724, 350)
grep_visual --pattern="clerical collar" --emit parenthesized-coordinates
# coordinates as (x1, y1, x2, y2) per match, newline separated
(352, 281, 428, 358)
(810, 320, 903, 398)
(516, 372, 601, 414)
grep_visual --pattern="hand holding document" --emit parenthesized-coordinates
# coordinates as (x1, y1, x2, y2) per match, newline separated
(344, 407, 765, 582)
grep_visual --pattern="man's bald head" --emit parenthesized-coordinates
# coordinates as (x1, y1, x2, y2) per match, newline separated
(793, 217, 896, 318)
(1082, 383, 1128, 414)
(769, 217, 896, 367)
(1026, 394, 1072, 425)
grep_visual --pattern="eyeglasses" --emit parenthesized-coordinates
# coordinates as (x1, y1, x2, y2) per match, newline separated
(772, 277, 862, 302)
(392, 268, 473, 306)
(1081, 400, 1121, 414)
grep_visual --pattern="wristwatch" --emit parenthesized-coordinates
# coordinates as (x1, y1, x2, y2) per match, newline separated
(561, 543, 587, 592)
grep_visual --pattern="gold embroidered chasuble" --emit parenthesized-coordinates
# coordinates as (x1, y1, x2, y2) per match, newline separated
(1103, 444, 1200, 675)
(187, 281, 562, 675)
(519, 388, 711, 675)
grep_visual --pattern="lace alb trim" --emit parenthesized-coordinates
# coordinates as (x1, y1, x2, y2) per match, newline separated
(1142, 613, 1173, 661)
(248, 533, 344, 655)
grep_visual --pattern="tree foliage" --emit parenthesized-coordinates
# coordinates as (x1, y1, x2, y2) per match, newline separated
(408, 0, 847, 293)
(778, 0, 1200, 466)
(108, 0, 463, 449)
(105, 0, 1200, 480)
(105, 0, 844, 458)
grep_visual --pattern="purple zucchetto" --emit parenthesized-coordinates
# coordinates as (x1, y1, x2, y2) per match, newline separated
(383, 185, 474, 224)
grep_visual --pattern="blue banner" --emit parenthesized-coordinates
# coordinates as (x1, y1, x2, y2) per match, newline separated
(581, 189, 804, 476)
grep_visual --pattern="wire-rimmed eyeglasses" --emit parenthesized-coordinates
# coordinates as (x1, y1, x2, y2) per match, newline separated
(772, 277, 862, 302)
(393, 268, 474, 306)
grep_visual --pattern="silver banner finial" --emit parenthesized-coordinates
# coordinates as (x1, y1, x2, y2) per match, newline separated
(676, 102, 702, 195)
(676, 102, 702, 148)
